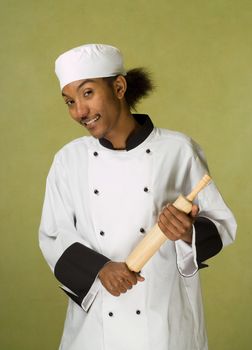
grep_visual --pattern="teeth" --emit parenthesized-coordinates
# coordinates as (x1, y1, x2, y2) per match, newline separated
(84, 116, 99, 125)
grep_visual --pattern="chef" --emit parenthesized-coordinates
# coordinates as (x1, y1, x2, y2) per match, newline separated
(39, 44, 237, 350)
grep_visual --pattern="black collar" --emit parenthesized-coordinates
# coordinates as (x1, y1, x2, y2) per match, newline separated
(99, 114, 154, 151)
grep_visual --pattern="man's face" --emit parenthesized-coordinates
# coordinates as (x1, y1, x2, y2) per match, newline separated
(62, 77, 124, 140)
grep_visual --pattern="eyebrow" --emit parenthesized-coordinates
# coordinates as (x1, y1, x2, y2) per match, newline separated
(62, 79, 96, 97)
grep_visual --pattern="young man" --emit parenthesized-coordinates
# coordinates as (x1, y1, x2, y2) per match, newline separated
(39, 44, 236, 350)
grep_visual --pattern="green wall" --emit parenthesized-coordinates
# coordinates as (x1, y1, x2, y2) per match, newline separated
(1, 0, 251, 349)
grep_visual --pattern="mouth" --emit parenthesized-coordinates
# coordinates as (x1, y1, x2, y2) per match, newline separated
(80, 115, 101, 127)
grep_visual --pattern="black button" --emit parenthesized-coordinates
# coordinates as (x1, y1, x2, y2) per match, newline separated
(146, 149, 151, 154)
(100, 231, 105, 236)
(94, 189, 99, 195)
(144, 187, 149, 192)
(136, 310, 141, 315)
(93, 151, 98, 156)
(109, 312, 113, 317)
(140, 228, 145, 234)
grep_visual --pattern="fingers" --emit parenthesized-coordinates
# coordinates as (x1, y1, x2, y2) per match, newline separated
(98, 262, 144, 297)
(158, 204, 196, 241)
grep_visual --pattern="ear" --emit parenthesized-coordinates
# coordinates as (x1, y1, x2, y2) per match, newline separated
(113, 75, 127, 99)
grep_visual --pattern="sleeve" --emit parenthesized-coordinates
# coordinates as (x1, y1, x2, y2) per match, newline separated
(39, 154, 110, 310)
(175, 142, 237, 277)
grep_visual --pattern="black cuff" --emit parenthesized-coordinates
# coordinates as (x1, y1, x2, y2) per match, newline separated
(54, 242, 110, 307)
(194, 217, 223, 267)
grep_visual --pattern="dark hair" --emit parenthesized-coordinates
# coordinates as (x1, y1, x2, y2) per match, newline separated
(104, 68, 154, 110)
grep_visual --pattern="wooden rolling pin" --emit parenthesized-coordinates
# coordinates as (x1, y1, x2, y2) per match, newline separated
(126, 174, 211, 272)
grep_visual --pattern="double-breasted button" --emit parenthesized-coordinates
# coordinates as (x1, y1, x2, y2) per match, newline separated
(108, 312, 113, 317)
(94, 189, 99, 195)
(140, 228, 145, 234)
(100, 231, 105, 236)
(136, 310, 141, 315)
(93, 151, 99, 157)
(146, 149, 151, 154)
(144, 187, 149, 192)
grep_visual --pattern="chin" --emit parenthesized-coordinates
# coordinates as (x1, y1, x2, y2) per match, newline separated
(88, 129, 105, 140)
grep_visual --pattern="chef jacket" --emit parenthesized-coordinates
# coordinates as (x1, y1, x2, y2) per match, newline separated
(39, 114, 236, 350)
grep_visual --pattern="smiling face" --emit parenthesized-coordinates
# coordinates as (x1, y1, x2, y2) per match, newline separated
(62, 76, 130, 143)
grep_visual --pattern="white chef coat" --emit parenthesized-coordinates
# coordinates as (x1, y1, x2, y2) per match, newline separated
(39, 121, 236, 350)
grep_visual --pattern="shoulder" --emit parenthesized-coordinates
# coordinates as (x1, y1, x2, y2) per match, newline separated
(153, 127, 203, 158)
(53, 136, 96, 164)
(151, 127, 210, 183)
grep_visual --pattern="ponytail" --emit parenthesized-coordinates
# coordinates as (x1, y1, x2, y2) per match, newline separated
(124, 68, 154, 110)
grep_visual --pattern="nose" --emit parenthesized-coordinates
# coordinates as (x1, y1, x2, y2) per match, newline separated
(73, 101, 90, 120)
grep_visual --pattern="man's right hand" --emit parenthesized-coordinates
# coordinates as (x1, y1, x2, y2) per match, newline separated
(98, 261, 144, 296)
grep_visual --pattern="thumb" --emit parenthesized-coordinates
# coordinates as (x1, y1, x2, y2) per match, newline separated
(136, 273, 145, 282)
(191, 204, 199, 218)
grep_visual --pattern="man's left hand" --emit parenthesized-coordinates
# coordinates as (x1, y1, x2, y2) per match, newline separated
(158, 204, 199, 244)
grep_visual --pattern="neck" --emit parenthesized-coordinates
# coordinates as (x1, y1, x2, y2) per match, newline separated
(105, 113, 141, 150)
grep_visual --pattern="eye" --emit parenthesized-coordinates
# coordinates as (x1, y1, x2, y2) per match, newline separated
(83, 89, 93, 97)
(65, 99, 74, 107)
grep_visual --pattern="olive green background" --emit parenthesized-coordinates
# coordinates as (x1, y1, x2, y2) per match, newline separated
(0, 0, 251, 349)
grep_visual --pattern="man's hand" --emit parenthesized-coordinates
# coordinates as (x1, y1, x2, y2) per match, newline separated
(98, 262, 144, 296)
(158, 204, 199, 244)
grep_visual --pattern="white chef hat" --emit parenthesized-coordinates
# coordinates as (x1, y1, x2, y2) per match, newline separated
(55, 44, 127, 90)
